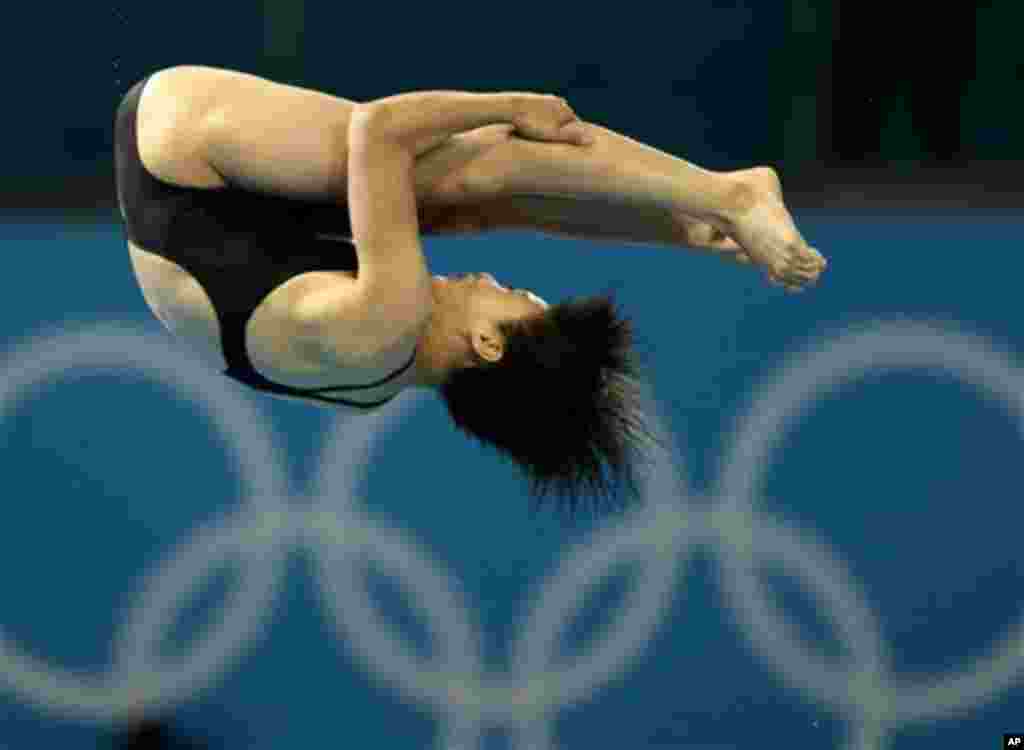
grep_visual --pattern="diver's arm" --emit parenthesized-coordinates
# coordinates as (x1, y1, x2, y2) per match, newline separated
(294, 105, 432, 361)
(361, 91, 587, 156)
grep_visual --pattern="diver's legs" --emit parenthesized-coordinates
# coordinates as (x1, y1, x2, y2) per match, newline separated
(437, 168, 799, 270)
(412, 124, 824, 289)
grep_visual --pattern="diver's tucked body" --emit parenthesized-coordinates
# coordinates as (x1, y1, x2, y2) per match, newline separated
(115, 64, 826, 512)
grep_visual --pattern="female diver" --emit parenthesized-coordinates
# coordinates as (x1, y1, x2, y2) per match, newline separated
(115, 65, 826, 515)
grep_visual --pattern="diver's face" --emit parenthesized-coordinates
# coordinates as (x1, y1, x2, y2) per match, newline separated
(430, 272, 549, 366)
(435, 272, 549, 320)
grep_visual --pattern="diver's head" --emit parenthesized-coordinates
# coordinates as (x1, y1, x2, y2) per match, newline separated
(415, 273, 664, 518)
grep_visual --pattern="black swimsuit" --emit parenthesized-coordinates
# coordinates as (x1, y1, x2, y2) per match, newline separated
(114, 76, 416, 409)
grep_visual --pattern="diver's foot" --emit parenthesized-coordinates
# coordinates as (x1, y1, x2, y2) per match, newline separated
(721, 167, 826, 291)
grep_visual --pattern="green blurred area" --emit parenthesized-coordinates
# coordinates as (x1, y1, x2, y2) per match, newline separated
(767, 1, 1023, 166)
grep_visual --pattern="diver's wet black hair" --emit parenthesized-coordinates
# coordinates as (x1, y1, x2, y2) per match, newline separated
(437, 288, 667, 518)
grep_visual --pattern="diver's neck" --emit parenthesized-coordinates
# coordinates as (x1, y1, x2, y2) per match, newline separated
(407, 332, 450, 389)
(401, 311, 445, 389)
(403, 277, 453, 390)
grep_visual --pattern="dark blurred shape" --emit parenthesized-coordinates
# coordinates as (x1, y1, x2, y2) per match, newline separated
(108, 719, 213, 750)
(261, 0, 305, 83)
(824, 3, 977, 165)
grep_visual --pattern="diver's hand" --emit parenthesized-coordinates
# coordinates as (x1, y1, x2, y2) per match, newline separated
(507, 93, 593, 146)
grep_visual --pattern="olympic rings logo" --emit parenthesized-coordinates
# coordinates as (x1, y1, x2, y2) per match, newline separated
(0, 318, 1023, 750)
